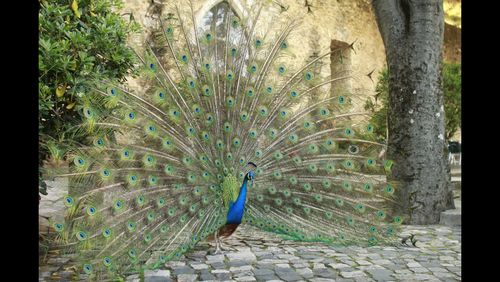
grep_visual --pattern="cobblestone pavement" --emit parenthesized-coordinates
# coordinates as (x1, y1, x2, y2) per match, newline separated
(40, 224, 461, 281)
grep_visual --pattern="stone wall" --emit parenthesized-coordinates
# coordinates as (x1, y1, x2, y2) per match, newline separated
(121, 0, 460, 100)
(122, 0, 387, 99)
(444, 23, 461, 63)
(39, 177, 68, 232)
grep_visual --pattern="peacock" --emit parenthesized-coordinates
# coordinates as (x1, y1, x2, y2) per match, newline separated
(45, 2, 403, 279)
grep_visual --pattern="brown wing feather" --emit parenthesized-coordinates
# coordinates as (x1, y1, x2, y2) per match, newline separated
(207, 224, 240, 241)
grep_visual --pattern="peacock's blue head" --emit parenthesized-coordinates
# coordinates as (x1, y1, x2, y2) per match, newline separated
(247, 171, 255, 181)
(246, 162, 257, 183)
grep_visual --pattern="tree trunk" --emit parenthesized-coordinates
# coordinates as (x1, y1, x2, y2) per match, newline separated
(372, 0, 454, 224)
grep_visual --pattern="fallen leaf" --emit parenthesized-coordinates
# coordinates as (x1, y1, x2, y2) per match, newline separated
(69, 60, 77, 71)
(66, 102, 76, 110)
(71, 0, 81, 18)
(56, 85, 66, 98)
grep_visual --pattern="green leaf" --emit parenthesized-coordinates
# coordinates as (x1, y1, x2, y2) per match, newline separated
(71, 0, 81, 18)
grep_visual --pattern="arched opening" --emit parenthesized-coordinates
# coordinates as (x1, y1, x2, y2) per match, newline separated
(198, 1, 248, 70)
(330, 39, 352, 96)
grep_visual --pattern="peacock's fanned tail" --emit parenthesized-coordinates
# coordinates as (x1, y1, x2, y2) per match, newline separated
(47, 2, 402, 279)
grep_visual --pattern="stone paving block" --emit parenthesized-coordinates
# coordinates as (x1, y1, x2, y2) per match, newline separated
(214, 272, 232, 280)
(177, 274, 198, 282)
(199, 272, 216, 281)
(293, 263, 310, 268)
(445, 265, 460, 271)
(206, 254, 225, 262)
(356, 265, 384, 271)
(211, 269, 230, 274)
(383, 263, 405, 271)
(207, 258, 225, 266)
(144, 277, 172, 282)
(356, 260, 372, 266)
(371, 259, 392, 265)
(125, 274, 140, 282)
(407, 261, 422, 268)
(338, 259, 358, 266)
(165, 261, 186, 267)
(255, 275, 280, 281)
(313, 262, 326, 269)
(313, 267, 338, 278)
(275, 267, 303, 281)
(259, 258, 290, 264)
(253, 268, 275, 275)
(144, 269, 171, 278)
(411, 267, 430, 273)
(365, 268, 394, 281)
(230, 265, 254, 272)
(171, 266, 195, 275)
(353, 277, 376, 282)
(433, 271, 458, 279)
(329, 263, 350, 269)
(235, 270, 254, 278)
(296, 267, 314, 278)
(190, 263, 209, 270)
(340, 270, 366, 278)
(235, 276, 257, 281)
(439, 255, 455, 261)
(427, 267, 448, 273)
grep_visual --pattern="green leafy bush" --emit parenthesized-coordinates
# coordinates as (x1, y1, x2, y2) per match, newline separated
(363, 69, 389, 142)
(442, 63, 461, 140)
(39, 0, 140, 195)
(364, 64, 461, 143)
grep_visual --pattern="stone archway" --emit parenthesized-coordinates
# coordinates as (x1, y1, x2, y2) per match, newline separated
(330, 39, 352, 96)
(194, 0, 249, 30)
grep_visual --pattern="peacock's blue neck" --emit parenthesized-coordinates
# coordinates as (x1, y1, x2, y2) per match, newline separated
(226, 177, 248, 224)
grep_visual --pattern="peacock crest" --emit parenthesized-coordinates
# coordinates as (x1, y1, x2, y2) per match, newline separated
(46, 1, 403, 279)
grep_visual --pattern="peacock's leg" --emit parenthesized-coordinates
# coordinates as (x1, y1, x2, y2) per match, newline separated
(214, 230, 222, 254)
(219, 240, 237, 252)
(220, 245, 237, 252)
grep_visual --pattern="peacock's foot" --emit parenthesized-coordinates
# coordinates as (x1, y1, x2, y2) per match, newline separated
(220, 245, 237, 252)
(208, 244, 235, 254)
(208, 243, 223, 255)
(209, 247, 223, 255)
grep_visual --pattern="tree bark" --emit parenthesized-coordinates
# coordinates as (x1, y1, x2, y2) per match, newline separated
(372, 0, 454, 224)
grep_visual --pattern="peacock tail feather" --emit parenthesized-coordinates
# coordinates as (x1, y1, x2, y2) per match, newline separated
(46, 2, 402, 279)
